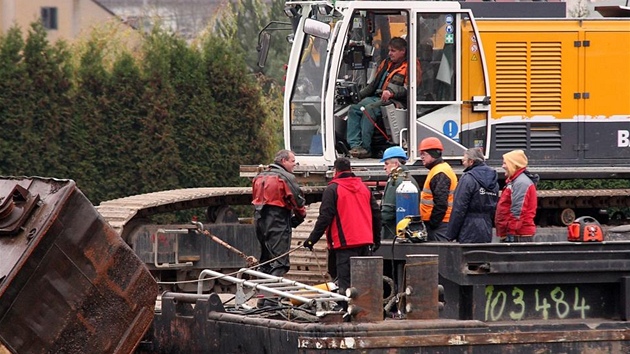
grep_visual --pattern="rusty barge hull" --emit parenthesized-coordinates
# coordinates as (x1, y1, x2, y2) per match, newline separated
(141, 294, 630, 353)
(139, 240, 630, 353)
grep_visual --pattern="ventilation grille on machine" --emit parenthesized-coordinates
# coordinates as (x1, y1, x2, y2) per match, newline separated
(530, 42, 562, 113)
(495, 123, 562, 150)
(495, 42, 527, 113)
(495, 123, 528, 149)
(530, 123, 562, 150)
(495, 41, 562, 114)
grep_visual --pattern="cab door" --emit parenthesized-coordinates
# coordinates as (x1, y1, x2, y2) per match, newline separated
(410, 11, 485, 161)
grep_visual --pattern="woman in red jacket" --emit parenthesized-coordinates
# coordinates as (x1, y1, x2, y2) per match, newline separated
(494, 150, 539, 242)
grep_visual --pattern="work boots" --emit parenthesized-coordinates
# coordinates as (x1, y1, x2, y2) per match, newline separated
(350, 147, 370, 159)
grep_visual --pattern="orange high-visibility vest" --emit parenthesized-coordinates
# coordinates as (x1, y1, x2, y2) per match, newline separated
(420, 162, 457, 223)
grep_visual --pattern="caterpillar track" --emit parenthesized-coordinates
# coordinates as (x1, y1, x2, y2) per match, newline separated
(96, 187, 255, 238)
(96, 186, 329, 288)
(95, 185, 630, 290)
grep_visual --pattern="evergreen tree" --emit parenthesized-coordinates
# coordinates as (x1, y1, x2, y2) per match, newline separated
(214, 0, 292, 85)
(70, 41, 111, 200)
(200, 35, 273, 185)
(0, 26, 27, 175)
(136, 29, 182, 193)
(104, 53, 147, 199)
(0, 21, 283, 205)
(169, 37, 217, 188)
(21, 22, 73, 177)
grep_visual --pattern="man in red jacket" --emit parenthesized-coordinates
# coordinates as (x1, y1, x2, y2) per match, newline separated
(304, 158, 381, 309)
(495, 149, 539, 242)
(252, 150, 306, 278)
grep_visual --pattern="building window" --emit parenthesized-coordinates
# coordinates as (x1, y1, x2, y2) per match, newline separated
(41, 7, 58, 30)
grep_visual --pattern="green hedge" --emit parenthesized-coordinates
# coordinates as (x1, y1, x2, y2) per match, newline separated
(0, 23, 282, 204)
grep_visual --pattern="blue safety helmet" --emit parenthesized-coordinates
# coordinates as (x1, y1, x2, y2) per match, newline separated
(380, 146, 408, 162)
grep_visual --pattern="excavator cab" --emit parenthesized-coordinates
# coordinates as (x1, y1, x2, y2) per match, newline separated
(273, 1, 491, 169)
(333, 10, 412, 159)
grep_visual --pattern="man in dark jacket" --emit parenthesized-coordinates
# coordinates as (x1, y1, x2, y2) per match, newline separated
(304, 158, 381, 308)
(419, 137, 458, 242)
(446, 148, 499, 243)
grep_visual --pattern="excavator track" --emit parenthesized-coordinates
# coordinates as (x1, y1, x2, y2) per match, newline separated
(96, 187, 254, 237)
(96, 186, 329, 286)
(95, 181, 630, 238)
(536, 188, 630, 225)
(95, 186, 630, 288)
(97, 186, 328, 236)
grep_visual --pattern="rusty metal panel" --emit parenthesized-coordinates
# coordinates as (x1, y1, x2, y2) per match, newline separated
(376, 241, 630, 321)
(0, 177, 158, 353)
(141, 298, 630, 353)
(348, 257, 383, 322)
(405, 255, 439, 319)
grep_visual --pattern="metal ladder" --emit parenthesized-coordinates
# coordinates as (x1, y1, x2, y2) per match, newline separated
(198, 268, 350, 311)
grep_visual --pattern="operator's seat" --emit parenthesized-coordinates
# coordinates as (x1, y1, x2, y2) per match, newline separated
(418, 43, 435, 101)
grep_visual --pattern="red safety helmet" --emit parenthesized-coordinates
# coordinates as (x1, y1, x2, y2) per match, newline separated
(419, 137, 443, 151)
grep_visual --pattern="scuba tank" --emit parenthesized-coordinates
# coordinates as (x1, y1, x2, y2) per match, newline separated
(395, 171, 419, 225)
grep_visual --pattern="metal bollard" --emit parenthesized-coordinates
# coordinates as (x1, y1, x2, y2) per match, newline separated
(404, 254, 439, 319)
(347, 256, 383, 322)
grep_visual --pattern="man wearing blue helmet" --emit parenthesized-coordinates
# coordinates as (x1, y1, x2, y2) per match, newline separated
(380, 146, 420, 239)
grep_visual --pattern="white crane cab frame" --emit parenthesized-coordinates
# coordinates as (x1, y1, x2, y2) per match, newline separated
(281, 1, 491, 169)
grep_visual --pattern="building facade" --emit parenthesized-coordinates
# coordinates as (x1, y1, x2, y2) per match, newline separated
(0, 0, 122, 41)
